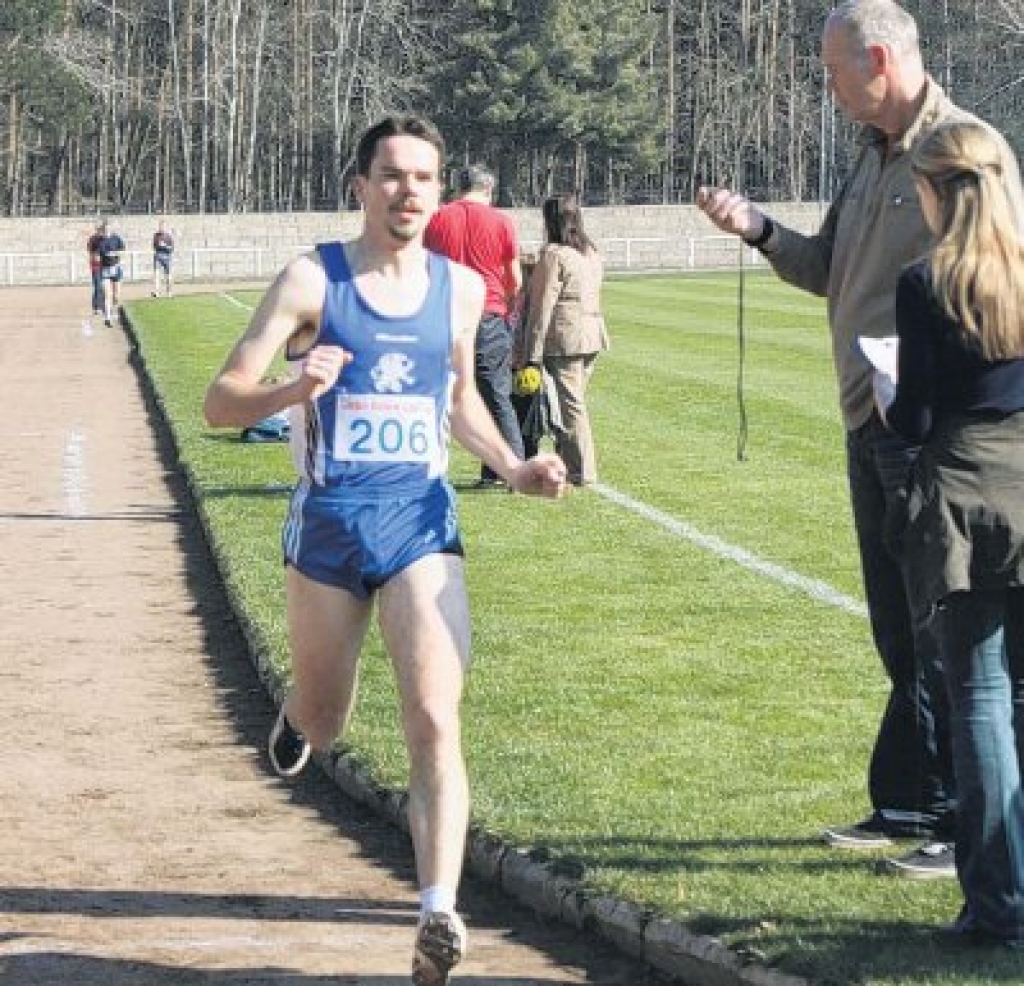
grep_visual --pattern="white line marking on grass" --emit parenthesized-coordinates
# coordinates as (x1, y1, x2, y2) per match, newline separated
(63, 428, 87, 517)
(593, 483, 868, 618)
(220, 293, 253, 311)
(208, 289, 863, 618)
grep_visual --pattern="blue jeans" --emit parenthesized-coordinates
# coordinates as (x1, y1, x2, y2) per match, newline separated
(941, 589, 1024, 943)
(475, 314, 523, 481)
(846, 412, 955, 835)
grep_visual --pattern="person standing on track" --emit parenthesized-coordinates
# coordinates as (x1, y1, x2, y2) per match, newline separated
(98, 221, 126, 328)
(204, 114, 567, 986)
(86, 220, 106, 315)
(151, 219, 175, 297)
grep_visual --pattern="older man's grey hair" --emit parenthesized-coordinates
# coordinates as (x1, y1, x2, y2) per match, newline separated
(829, 0, 921, 59)
(458, 164, 496, 194)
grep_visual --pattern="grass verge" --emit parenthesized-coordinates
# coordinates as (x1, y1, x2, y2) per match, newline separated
(124, 275, 1017, 986)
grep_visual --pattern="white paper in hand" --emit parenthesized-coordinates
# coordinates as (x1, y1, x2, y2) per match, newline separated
(857, 335, 899, 378)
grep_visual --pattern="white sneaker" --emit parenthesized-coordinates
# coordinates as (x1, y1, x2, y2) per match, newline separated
(412, 910, 467, 985)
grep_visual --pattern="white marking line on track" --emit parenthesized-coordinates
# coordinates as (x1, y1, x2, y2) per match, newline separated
(0, 934, 292, 956)
(593, 483, 868, 618)
(220, 293, 253, 311)
(63, 427, 87, 517)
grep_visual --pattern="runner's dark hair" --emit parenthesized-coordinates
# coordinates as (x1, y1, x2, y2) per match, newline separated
(355, 116, 446, 177)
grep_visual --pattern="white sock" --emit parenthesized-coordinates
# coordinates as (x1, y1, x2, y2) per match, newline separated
(419, 885, 456, 916)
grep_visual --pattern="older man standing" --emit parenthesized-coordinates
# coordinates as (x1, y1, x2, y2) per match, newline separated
(698, 0, 1022, 879)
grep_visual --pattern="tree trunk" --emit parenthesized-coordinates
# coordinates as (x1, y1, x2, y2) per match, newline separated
(663, 0, 676, 202)
(6, 91, 20, 214)
(241, 6, 269, 212)
(168, 0, 193, 210)
(200, 0, 211, 211)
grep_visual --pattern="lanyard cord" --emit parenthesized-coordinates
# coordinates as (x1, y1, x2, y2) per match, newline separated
(736, 238, 749, 462)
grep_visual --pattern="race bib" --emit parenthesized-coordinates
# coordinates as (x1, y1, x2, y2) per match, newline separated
(334, 393, 438, 464)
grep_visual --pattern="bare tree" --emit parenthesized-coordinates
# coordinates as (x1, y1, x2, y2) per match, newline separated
(991, 0, 1024, 31)
(10, 0, 1024, 215)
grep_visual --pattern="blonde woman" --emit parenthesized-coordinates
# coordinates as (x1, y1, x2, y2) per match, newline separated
(521, 194, 609, 486)
(887, 119, 1024, 948)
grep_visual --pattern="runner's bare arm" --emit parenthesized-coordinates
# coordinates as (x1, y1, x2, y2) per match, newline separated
(204, 252, 350, 428)
(447, 265, 567, 498)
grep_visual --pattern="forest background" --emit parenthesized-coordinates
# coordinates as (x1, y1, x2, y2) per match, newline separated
(1, 0, 1023, 217)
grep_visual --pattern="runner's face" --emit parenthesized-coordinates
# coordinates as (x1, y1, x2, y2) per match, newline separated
(356, 135, 441, 244)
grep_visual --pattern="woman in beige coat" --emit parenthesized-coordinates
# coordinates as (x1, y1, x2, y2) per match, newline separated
(521, 194, 609, 486)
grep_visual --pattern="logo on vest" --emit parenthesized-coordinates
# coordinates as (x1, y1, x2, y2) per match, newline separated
(371, 352, 416, 393)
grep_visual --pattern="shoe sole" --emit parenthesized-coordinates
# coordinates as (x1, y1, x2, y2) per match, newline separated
(822, 831, 894, 850)
(412, 916, 465, 986)
(881, 858, 956, 880)
(268, 709, 311, 778)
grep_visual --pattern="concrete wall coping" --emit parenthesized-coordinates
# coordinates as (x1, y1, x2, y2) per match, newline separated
(0, 204, 827, 285)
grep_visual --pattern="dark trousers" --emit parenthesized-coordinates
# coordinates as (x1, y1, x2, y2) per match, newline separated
(475, 313, 524, 480)
(90, 270, 104, 313)
(511, 391, 539, 460)
(846, 412, 956, 837)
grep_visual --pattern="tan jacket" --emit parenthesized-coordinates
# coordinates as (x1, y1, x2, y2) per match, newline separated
(762, 77, 1024, 431)
(522, 244, 609, 363)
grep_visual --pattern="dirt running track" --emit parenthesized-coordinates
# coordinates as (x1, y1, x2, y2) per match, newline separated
(0, 285, 670, 986)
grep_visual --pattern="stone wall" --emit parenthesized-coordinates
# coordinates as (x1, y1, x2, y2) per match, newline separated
(0, 203, 827, 287)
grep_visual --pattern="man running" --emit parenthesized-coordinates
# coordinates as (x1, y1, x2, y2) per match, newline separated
(204, 115, 567, 985)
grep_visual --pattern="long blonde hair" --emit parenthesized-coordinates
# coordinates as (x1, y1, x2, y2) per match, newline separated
(911, 120, 1024, 359)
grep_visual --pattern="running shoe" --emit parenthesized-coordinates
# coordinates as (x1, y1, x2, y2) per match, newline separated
(411, 910, 467, 986)
(268, 707, 311, 777)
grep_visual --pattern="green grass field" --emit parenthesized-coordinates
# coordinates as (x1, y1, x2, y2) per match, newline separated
(125, 273, 1020, 986)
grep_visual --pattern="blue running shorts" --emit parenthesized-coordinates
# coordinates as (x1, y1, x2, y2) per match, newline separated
(283, 480, 464, 599)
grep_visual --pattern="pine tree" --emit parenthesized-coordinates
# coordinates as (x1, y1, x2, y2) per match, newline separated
(430, 0, 659, 203)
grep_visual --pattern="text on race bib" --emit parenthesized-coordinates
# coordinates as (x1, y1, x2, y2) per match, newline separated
(334, 394, 438, 464)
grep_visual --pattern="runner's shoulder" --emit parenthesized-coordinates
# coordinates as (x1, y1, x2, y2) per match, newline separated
(444, 258, 486, 305)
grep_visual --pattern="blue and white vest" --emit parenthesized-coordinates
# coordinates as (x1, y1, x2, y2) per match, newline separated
(288, 242, 455, 495)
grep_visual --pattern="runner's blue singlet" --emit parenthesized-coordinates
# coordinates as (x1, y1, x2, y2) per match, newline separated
(282, 242, 463, 597)
(286, 241, 455, 494)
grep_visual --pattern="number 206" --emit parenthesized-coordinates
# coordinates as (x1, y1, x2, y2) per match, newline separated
(349, 417, 430, 456)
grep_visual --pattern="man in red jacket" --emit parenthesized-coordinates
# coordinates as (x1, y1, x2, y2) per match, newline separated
(425, 164, 524, 488)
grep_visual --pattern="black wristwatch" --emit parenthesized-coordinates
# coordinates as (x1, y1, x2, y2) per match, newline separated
(743, 217, 774, 249)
